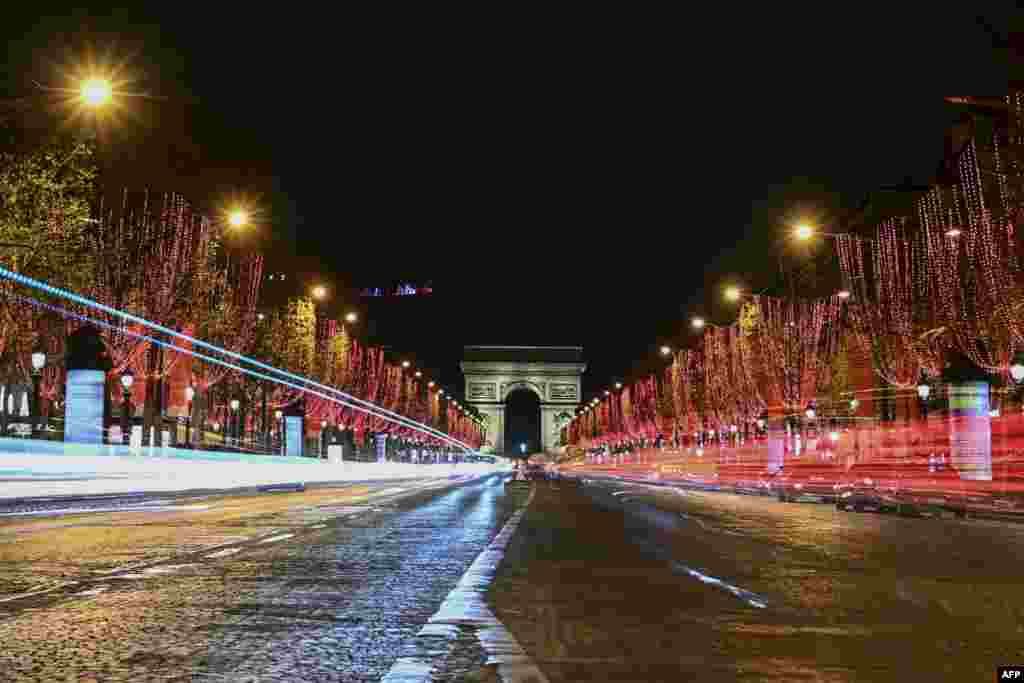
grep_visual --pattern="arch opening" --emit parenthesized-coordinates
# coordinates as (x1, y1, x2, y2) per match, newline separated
(504, 387, 540, 456)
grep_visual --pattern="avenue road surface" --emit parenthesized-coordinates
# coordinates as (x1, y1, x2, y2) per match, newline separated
(3, 471, 1024, 681)
(0, 474, 516, 682)
(492, 476, 1024, 682)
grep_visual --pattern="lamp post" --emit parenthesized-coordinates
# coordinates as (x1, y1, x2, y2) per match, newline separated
(917, 376, 931, 421)
(120, 369, 134, 445)
(321, 419, 328, 458)
(275, 409, 284, 455)
(184, 385, 195, 447)
(230, 398, 240, 449)
(30, 347, 45, 436)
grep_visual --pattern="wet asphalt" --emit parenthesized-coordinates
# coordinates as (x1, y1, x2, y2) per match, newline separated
(0, 473, 515, 682)
(490, 477, 1024, 682)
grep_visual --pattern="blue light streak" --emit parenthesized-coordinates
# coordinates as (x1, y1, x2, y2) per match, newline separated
(2, 270, 474, 452)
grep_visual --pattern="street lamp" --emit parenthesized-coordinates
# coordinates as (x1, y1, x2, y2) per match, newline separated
(1011, 355, 1024, 383)
(415, 370, 422, 378)
(402, 360, 411, 369)
(660, 345, 672, 356)
(274, 408, 284, 454)
(30, 347, 45, 436)
(345, 311, 358, 323)
(916, 381, 931, 401)
(917, 375, 932, 421)
(120, 369, 134, 445)
(184, 385, 195, 447)
(227, 209, 249, 229)
(615, 382, 623, 390)
(793, 224, 814, 241)
(321, 419, 328, 457)
(230, 398, 240, 448)
(311, 285, 327, 300)
(691, 317, 705, 330)
(79, 77, 113, 108)
(724, 285, 741, 302)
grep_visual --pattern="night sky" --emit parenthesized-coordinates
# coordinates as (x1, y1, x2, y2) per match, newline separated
(4, 7, 1023, 410)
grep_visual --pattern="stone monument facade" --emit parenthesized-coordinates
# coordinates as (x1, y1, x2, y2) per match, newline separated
(461, 346, 585, 455)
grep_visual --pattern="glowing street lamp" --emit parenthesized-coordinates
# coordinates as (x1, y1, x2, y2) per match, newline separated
(415, 370, 422, 378)
(120, 369, 134, 445)
(79, 77, 113, 108)
(691, 317, 705, 330)
(615, 382, 623, 390)
(724, 285, 741, 302)
(402, 360, 411, 369)
(30, 348, 45, 435)
(917, 381, 931, 400)
(793, 224, 814, 241)
(184, 385, 195, 446)
(660, 345, 672, 356)
(1011, 360, 1024, 383)
(345, 311, 358, 323)
(311, 285, 327, 300)
(227, 209, 249, 228)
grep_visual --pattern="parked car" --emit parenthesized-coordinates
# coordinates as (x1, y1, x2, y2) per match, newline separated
(834, 460, 902, 513)
(775, 461, 840, 503)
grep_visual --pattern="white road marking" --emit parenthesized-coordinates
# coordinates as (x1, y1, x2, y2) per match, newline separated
(258, 533, 295, 544)
(142, 564, 195, 575)
(0, 503, 210, 517)
(374, 488, 409, 496)
(0, 581, 79, 603)
(672, 561, 767, 609)
(382, 487, 547, 683)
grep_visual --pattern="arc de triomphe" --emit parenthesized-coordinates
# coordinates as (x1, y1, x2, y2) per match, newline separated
(461, 346, 585, 455)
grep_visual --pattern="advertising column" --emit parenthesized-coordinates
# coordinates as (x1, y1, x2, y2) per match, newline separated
(765, 406, 786, 475)
(63, 325, 112, 445)
(283, 399, 305, 457)
(949, 381, 992, 481)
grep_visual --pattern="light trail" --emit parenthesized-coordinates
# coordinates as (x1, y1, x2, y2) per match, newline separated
(10, 290, 471, 450)
(1, 270, 476, 452)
